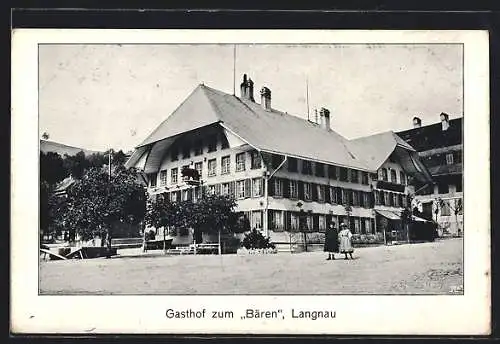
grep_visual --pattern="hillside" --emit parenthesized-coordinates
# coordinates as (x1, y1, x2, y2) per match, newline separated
(40, 140, 102, 157)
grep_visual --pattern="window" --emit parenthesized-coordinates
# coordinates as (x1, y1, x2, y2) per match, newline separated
(208, 185, 216, 195)
(446, 153, 454, 165)
(274, 178, 283, 197)
(288, 157, 298, 172)
(171, 146, 179, 161)
(329, 187, 337, 204)
(362, 172, 369, 185)
(341, 188, 349, 205)
(381, 168, 388, 181)
(328, 165, 338, 179)
(374, 191, 380, 205)
(352, 190, 359, 206)
(221, 155, 230, 174)
(149, 173, 157, 187)
(365, 218, 372, 234)
(315, 163, 325, 177)
(304, 183, 312, 201)
(221, 183, 230, 196)
(438, 182, 450, 194)
(350, 169, 359, 183)
(251, 211, 262, 230)
(393, 193, 398, 207)
(384, 192, 390, 206)
(208, 159, 217, 177)
(194, 140, 203, 156)
(339, 167, 348, 181)
(194, 162, 203, 178)
(363, 192, 370, 208)
(236, 180, 245, 199)
(221, 134, 229, 149)
(272, 211, 284, 231)
(318, 215, 326, 232)
(354, 218, 360, 234)
(182, 144, 190, 159)
(170, 168, 178, 184)
(171, 191, 178, 202)
(390, 170, 397, 183)
(289, 180, 298, 199)
(400, 171, 406, 185)
(159, 170, 168, 186)
(290, 213, 299, 231)
(236, 153, 246, 172)
(181, 165, 190, 181)
(207, 135, 217, 152)
(252, 178, 263, 197)
(302, 160, 312, 175)
(456, 179, 463, 192)
(305, 215, 313, 231)
(251, 150, 262, 169)
(317, 185, 325, 202)
(440, 201, 451, 216)
(182, 189, 190, 201)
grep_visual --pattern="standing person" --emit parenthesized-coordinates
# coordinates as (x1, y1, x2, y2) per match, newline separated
(324, 221, 339, 260)
(339, 222, 354, 260)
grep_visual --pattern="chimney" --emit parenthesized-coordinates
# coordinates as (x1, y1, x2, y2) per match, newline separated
(413, 116, 422, 128)
(260, 86, 271, 110)
(240, 74, 248, 99)
(239, 74, 255, 102)
(247, 78, 254, 102)
(440, 112, 449, 131)
(320, 107, 331, 130)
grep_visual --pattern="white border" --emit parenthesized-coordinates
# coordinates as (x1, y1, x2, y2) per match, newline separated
(11, 29, 490, 335)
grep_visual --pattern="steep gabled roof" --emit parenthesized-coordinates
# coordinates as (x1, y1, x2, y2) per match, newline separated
(136, 84, 371, 171)
(348, 131, 415, 171)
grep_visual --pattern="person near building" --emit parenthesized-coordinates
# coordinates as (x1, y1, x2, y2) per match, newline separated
(339, 222, 354, 260)
(324, 221, 339, 260)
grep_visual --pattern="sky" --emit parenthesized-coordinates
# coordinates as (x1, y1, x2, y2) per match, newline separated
(39, 44, 463, 152)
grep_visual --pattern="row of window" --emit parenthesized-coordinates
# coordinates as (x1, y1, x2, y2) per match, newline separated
(241, 210, 377, 235)
(423, 151, 462, 168)
(149, 152, 263, 187)
(170, 133, 230, 161)
(373, 190, 408, 208)
(378, 168, 407, 185)
(269, 177, 375, 208)
(282, 156, 371, 185)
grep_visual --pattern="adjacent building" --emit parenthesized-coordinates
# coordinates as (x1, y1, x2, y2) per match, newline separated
(396, 114, 463, 236)
(125, 74, 433, 247)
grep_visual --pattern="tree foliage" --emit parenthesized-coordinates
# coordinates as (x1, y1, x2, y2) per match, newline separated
(40, 152, 68, 186)
(56, 166, 147, 241)
(241, 229, 275, 249)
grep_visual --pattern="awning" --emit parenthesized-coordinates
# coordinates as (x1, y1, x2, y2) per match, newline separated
(375, 209, 401, 221)
(412, 215, 431, 223)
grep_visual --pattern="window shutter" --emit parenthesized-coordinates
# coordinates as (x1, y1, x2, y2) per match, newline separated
(268, 210, 274, 231)
(229, 181, 236, 197)
(298, 181, 305, 200)
(215, 183, 221, 195)
(176, 191, 181, 201)
(187, 188, 193, 201)
(325, 186, 331, 203)
(268, 178, 275, 196)
(313, 214, 319, 231)
(311, 183, 318, 201)
(285, 211, 291, 230)
(245, 179, 251, 198)
(258, 178, 264, 196)
(283, 179, 290, 198)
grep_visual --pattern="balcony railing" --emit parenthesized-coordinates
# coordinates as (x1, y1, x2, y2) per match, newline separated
(376, 180, 406, 193)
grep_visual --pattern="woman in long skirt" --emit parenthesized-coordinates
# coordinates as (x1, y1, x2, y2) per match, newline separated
(324, 222, 339, 260)
(339, 222, 354, 260)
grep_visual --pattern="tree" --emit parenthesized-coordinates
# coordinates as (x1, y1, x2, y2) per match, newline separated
(42, 132, 50, 140)
(63, 151, 89, 179)
(57, 166, 147, 243)
(145, 194, 182, 252)
(40, 151, 68, 186)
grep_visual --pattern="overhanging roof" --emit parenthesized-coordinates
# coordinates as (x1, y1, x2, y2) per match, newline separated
(375, 209, 401, 221)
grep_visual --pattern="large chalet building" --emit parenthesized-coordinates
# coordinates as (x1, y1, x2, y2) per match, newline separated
(397, 114, 463, 236)
(125, 74, 433, 246)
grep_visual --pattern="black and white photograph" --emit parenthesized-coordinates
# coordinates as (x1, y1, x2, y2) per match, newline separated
(11, 29, 490, 334)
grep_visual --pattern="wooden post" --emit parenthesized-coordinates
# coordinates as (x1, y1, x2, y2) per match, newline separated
(218, 230, 221, 255)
